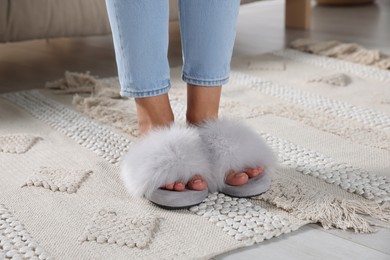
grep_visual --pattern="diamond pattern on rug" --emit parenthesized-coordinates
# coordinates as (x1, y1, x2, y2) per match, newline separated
(189, 193, 300, 246)
(21, 166, 92, 194)
(79, 209, 159, 249)
(0, 134, 40, 154)
(307, 73, 351, 87)
(0, 204, 52, 259)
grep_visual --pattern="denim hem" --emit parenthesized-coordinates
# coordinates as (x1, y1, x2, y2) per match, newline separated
(120, 80, 171, 98)
(182, 73, 230, 86)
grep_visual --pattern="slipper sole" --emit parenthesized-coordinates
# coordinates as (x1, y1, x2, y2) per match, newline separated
(145, 188, 209, 209)
(220, 171, 270, 198)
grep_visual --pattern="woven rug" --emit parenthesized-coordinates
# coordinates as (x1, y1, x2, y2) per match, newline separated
(1, 47, 390, 259)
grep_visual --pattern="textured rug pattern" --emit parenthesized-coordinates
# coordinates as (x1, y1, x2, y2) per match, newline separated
(78, 209, 159, 249)
(1, 47, 390, 259)
(0, 204, 53, 260)
(21, 166, 92, 194)
(0, 134, 40, 154)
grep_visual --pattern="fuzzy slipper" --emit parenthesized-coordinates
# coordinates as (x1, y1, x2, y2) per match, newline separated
(198, 119, 276, 198)
(120, 124, 210, 209)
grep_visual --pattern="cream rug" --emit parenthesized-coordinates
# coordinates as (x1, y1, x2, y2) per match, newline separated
(1, 47, 390, 259)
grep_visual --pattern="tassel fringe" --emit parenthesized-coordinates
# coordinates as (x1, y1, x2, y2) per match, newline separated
(255, 174, 390, 233)
(47, 71, 140, 137)
(45, 71, 97, 93)
(290, 38, 390, 70)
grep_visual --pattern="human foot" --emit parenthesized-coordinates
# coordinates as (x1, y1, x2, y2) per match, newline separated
(225, 166, 265, 186)
(121, 124, 211, 208)
(160, 175, 208, 191)
(135, 94, 175, 134)
(186, 84, 221, 126)
(196, 119, 276, 197)
(135, 94, 208, 193)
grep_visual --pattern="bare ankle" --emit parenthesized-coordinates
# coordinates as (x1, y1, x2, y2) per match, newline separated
(186, 84, 221, 126)
(135, 94, 174, 135)
(138, 116, 174, 134)
(186, 112, 217, 126)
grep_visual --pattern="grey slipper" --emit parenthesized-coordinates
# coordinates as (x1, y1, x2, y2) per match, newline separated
(146, 188, 209, 210)
(198, 118, 276, 198)
(120, 124, 211, 209)
(221, 170, 271, 198)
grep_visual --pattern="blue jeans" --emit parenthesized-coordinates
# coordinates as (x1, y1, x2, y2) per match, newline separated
(105, 0, 240, 98)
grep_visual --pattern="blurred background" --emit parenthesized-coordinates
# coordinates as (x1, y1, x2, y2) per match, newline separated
(0, 0, 388, 93)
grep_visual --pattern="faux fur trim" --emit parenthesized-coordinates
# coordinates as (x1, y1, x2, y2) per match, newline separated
(120, 124, 211, 197)
(198, 118, 277, 193)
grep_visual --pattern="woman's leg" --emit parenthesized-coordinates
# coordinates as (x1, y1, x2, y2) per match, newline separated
(179, 0, 264, 186)
(105, 0, 174, 132)
(105, 0, 206, 191)
(178, 0, 240, 124)
(105, 0, 170, 99)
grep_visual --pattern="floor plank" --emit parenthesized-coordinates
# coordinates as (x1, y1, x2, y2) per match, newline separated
(309, 224, 390, 255)
(214, 225, 390, 260)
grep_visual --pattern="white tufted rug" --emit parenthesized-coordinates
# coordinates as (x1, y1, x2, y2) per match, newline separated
(1, 48, 390, 259)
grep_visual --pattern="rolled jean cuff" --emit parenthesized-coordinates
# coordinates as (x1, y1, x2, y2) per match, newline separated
(182, 73, 229, 86)
(119, 79, 171, 98)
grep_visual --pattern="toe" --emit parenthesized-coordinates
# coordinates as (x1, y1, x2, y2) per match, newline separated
(226, 171, 249, 186)
(187, 176, 207, 191)
(160, 183, 175, 190)
(245, 166, 265, 178)
(174, 182, 185, 191)
(245, 168, 260, 178)
(257, 165, 265, 173)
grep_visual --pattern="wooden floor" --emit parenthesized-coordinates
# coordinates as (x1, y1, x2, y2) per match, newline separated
(1, 0, 389, 259)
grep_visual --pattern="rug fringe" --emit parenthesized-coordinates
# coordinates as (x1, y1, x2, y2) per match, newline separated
(72, 94, 140, 137)
(46, 71, 140, 137)
(45, 71, 97, 94)
(290, 38, 390, 70)
(255, 174, 390, 233)
(340, 49, 381, 66)
(45, 71, 123, 98)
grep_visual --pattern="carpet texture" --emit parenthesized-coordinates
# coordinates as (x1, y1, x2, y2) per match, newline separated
(1, 46, 390, 259)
